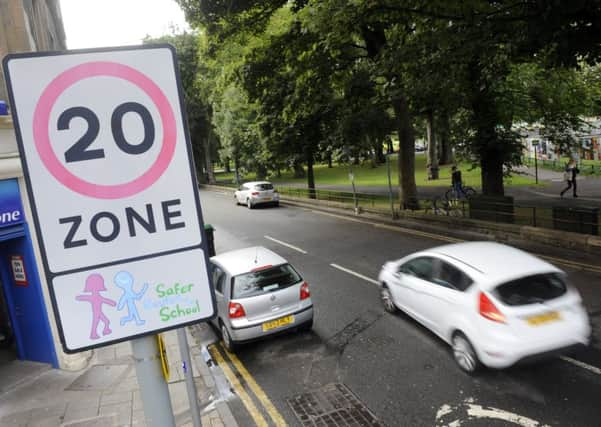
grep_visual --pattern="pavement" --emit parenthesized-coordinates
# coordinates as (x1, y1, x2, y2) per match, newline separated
(0, 328, 238, 427)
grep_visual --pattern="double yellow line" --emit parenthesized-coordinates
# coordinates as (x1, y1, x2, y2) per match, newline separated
(209, 343, 286, 426)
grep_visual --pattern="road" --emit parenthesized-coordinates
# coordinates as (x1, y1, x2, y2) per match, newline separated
(197, 189, 601, 427)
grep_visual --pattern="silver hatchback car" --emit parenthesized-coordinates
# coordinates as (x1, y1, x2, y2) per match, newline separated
(209, 246, 314, 351)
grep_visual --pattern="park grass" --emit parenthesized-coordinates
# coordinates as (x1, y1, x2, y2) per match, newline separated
(215, 154, 538, 188)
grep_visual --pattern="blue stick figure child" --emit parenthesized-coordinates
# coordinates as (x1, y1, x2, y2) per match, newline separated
(114, 271, 148, 326)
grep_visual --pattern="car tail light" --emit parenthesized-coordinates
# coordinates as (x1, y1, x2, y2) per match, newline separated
(300, 282, 310, 300)
(479, 292, 505, 323)
(228, 302, 246, 318)
(251, 192, 260, 196)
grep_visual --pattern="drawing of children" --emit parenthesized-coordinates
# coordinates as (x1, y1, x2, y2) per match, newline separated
(76, 274, 116, 340)
(114, 271, 148, 326)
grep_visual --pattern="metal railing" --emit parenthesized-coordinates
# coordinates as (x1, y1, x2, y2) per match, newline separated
(522, 157, 601, 176)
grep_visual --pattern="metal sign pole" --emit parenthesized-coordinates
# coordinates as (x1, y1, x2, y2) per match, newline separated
(132, 336, 176, 427)
(177, 328, 202, 427)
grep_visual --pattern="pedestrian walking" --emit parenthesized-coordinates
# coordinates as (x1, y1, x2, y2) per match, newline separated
(451, 165, 464, 197)
(560, 159, 580, 198)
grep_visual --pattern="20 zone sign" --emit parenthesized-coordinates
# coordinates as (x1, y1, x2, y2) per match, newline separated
(4, 45, 215, 352)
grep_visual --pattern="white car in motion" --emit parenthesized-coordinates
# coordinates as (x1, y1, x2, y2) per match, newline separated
(377, 242, 590, 373)
(234, 181, 279, 209)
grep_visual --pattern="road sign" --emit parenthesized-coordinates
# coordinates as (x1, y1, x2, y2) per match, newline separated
(3, 45, 215, 352)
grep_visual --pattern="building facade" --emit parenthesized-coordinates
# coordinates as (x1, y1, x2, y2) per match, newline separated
(522, 119, 601, 163)
(0, 0, 89, 370)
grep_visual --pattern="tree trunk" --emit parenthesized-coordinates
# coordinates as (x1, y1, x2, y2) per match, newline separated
(307, 150, 316, 199)
(204, 129, 216, 184)
(470, 61, 505, 196)
(438, 115, 453, 165)
(387, 137, 394, 154)
(293, 159, 305, 178)
(392, 96, 419, 209)
(224, 158, 231, 173)
(480, 147, 504, 195)
(256, 163, 267, 180)
(374, 138, 386, 164)
(426, 110, 439, 180)
(233, 154, 241, 185)
(327, 151, 333, 168)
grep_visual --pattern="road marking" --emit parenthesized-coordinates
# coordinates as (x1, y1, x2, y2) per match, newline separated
(264, 235, 307, 254)
(560, 356, 601, 375)
(311, 209, 601, 274)
(436, 398, 550, 427)
(330, 263, 379, 285)
(208, 345, 268, 427)
(222, 346, 288, 426)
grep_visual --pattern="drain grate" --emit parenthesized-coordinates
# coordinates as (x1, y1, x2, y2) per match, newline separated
(288, 383, 382, 426)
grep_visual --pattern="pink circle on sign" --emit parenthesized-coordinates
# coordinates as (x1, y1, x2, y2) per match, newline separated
(33, 61, 177, 199)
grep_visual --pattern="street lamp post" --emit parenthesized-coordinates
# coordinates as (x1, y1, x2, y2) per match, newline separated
(532, 140, 539, 184)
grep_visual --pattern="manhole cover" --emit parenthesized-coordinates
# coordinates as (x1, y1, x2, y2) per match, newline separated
(66, 364, 129, 391)
(288, 383, 382, 426)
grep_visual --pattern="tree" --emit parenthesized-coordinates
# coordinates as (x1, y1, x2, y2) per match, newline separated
(143, 30, 213, 182)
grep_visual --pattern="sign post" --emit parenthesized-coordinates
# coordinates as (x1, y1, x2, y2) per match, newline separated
(3, 45, 216, 426)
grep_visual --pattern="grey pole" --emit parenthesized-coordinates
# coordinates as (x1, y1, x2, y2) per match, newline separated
(386, 154, 395, 219)
(177, 328, 202, 427)
(131, 336, 176, 427)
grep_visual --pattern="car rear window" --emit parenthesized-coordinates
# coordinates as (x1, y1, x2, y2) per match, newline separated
(232, 264, 301, 298)
(254, 183, 273, 191)
(494, 273, 567, 306)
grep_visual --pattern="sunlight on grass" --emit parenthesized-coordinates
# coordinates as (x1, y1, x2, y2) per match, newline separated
(214, 154, 538, 188)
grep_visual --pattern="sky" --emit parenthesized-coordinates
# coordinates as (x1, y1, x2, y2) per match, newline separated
(59, 0, 190, 49)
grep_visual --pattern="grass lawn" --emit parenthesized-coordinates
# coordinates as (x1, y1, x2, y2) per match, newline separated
(215, 154, 538, 188)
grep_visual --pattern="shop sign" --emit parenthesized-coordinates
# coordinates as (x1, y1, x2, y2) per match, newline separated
(0, 179, 24, 228)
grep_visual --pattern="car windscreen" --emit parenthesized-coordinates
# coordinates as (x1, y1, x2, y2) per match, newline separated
(494, 273, 567, 306)
(232, 264, 301, 299)
(254, 183, 273, 191)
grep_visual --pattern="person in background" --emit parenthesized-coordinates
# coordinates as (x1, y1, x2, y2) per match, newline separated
(451, 165, 464, 197)
(560, 159, 580, 198)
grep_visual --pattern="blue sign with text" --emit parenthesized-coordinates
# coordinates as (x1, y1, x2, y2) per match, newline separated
(0, 179, 24, 227)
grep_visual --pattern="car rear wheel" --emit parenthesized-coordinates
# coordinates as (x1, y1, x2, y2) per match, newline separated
(234, 195, 240, 205)
(452, 332, 480, 373)
(380, 285, 397, 313)
(221, 322, 238, 352)
(246, 199, 253, 209)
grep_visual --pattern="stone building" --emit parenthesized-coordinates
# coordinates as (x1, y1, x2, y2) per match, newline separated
(1, 1, 89, 371)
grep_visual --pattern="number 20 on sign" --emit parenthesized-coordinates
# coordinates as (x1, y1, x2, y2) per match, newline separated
(3, 45, 216, 352)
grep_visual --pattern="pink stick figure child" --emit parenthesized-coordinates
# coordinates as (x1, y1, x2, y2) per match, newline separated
(76, 274, 117, 340)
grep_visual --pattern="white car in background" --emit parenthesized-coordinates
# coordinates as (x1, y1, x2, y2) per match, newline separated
(210, 246, 313, 351)
(378, 241, 590, 373)
(234, 181, 279, 209)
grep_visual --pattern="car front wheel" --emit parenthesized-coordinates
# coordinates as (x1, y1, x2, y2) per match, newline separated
(380, 285, 397, 313)
(452, 332, 480, 374)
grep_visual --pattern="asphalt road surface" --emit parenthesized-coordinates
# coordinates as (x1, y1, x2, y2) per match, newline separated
(198, 189, 601, 427)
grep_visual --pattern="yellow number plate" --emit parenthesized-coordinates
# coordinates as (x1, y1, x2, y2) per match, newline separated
(262, 315, 294, 332)
(526, 311, 561, 326)
(263, 197, 271, 201)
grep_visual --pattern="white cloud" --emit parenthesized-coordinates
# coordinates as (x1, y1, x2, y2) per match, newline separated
(59, 0, 189, 49)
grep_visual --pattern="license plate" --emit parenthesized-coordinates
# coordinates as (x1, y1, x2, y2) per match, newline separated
(262, 197, 271, 201)
(526, 311, 561, 326)
(262, 315, 294, 332)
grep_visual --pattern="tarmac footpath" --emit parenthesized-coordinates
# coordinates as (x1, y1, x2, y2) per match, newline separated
(0, 328, 238, 427)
